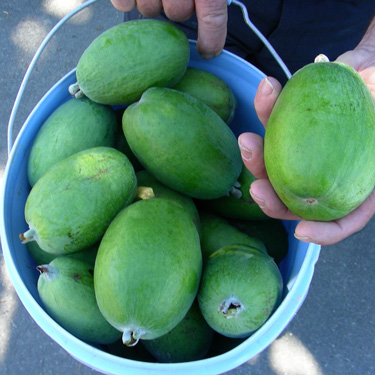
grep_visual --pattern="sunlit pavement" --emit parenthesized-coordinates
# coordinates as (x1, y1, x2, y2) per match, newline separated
(1, 1, 375, 374)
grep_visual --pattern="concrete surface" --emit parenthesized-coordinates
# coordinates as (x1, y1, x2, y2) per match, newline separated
(1, 1, 375, 374)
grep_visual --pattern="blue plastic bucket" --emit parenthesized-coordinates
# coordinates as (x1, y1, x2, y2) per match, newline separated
(0, 41, 321, 374)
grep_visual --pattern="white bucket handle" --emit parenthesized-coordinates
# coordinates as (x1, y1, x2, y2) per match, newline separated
(228, 0, 292, 80)
(7, 0, 291, 156)
(7, 0, 100, 156)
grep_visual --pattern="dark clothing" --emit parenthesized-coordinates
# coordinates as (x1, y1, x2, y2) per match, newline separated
(124, 1, 374, 84)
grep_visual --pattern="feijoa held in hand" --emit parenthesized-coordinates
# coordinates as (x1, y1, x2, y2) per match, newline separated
(264, 55, 375, 221)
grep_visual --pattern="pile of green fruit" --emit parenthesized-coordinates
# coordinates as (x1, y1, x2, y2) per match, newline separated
(20, 19, 288, 363)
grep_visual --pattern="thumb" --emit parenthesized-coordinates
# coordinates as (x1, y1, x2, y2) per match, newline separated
(194, 0, 228, 59)
(335, 50, 362, 70)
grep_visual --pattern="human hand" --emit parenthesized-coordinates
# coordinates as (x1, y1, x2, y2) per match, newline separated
(238, 59, 375, 245)
(110, 0, 228, 59)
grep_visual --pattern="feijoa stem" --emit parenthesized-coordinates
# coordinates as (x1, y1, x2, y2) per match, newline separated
(68, 82, 85, 99)
(314, 54, 330, 63)
(19, 228, 36, 244)
(135, 186, 155, 200)
(36, 264, 58, 280)
(36, 265, 49, 274)
(226, 181, 242, 199)
(122, 330, 139, 347)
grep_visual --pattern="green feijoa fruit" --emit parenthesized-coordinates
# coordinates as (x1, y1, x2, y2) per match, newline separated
(230, 218, 289, 264)
(37, 257, 121, 344)
(199, 163, 268, 220)
(264, 56, 375, 221)
(26, 241, 56, 265)
(71, 19, 190, 105)
(229, 219, 289, 264)
(198, 244, 283, 338)
(199, 212, 267, 263)
(27, 241, 99, 267)
(135, 170, 201, 235)
(20, 147, 137, 255)
(123, 87, 242, 199)
(172, 67, 237, 124)
(94, 198, 202, 346)
(27, 98, 117, 187)
(141, 301, 214, 363)
(114, 109, 143, 172)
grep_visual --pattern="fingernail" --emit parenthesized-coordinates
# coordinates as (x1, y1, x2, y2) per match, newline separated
(250, 189, 265, 208)
(260, 77, 274, 96)
(200, 50, 222, 60)
(294, 233, 312, 242)
(239, 143, 252, 161)
(201, 53, 215, 60)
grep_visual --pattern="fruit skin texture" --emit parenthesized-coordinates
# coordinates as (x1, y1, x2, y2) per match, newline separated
(230, 219, 288, 264)
(27, 98, 117, 187)
(114, 109, 144, 172)
(200, 163, 268, 220)
(94, 198, 202, 345)
(264, 61, 375, 221)
(27, 240, 99, 267)
(75, 19, 190, 105)
(199, 212, 267, 263)
(141, 301, 214, 363)
(135, 170, 201, 235)
(123, 87, 242, 199)
(21, 147, 137, 255)
(37, 257, 121, 344)
(198, 244, 283, 338)
(172, 67, 237, 124)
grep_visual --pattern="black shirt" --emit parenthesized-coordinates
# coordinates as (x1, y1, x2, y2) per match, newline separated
(124, 1, 374, 84)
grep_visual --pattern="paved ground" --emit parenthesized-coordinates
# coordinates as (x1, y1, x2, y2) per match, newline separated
(1, 1, 375, 374)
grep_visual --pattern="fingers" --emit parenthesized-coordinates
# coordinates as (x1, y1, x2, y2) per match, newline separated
(111, 0, 194, 21)
(335, 50, 362, 70)
(135, 0, 163, 17)
(254, 77, 282, 127)
(238, 132, 267, 179)
(111, 0, 228, 60)
(162, 0, 195, 22)
(249, 179, 300, 221)
(248, 179, 375, 245)
(194, 0, 228, 59)
(294, 189, 375, 245)
(110, 0, 136, 11)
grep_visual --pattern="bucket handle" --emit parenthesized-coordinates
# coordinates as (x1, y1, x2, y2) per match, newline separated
(7, 0, 100, 156)
(228, 0, 292, 80)
(7, 0, 291, 156)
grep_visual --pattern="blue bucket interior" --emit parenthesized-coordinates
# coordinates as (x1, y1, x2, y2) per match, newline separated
(0, 41, 320, 375)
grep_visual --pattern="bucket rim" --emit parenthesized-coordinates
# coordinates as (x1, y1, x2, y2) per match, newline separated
(0, 42, 321, 375)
